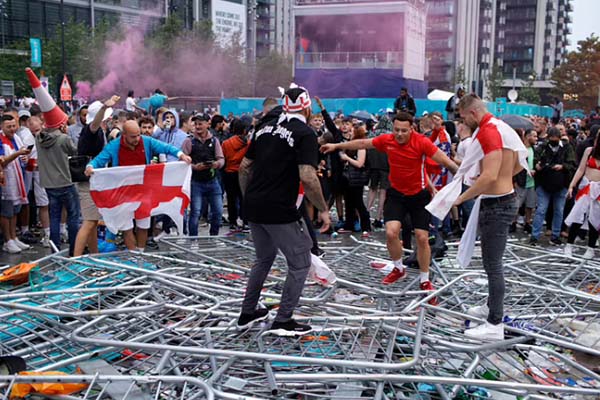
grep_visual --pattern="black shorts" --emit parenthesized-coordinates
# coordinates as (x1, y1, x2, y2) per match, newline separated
(369, 169, 390, 190)
(383, 188, 431, 231)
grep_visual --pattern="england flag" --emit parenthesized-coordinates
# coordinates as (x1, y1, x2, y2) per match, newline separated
(90, 162, 191, 234)
(426, 115, 528, 267)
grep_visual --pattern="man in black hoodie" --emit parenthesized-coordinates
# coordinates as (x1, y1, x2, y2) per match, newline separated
(576, 124, 599, 163)
(314, 96, 352, 226)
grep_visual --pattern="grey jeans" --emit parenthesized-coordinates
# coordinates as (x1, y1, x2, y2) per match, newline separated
(478, 193, 518, 325)
(242, 220, 312, 322)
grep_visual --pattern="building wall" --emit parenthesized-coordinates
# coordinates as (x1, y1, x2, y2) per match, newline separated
(0, 0, 163, 45)
(274, 0, 293, 56)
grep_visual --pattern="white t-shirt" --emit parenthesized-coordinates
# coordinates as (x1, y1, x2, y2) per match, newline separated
(125, 97, 136, 112)
(16, 127, 37, 159)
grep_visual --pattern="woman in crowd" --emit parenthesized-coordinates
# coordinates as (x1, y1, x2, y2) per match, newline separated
(564, 134, 600, 259)
(338, 123, 371, 235)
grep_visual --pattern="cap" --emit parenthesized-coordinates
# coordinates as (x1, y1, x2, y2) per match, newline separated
(192, 113, 210, 122)
(18, 109, 31, 119)
(86, 101, 113, 125)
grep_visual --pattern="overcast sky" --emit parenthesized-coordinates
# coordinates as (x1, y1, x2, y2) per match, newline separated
(568, 0, 596, 51)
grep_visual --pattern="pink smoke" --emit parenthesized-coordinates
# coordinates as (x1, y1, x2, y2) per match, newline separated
(89, 26, 238, 100)
(74, 81, 92, 102)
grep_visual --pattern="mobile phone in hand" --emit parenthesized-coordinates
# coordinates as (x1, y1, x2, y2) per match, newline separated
(27, 144, 34, 150)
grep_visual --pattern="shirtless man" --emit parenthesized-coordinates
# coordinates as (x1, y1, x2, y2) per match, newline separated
(453, 95, 524, 340)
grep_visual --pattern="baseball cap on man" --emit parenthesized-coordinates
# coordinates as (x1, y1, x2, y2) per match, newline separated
(18, 109, 31, 119)
(86, 101, 113, 125)
(191, 113, 210, 122)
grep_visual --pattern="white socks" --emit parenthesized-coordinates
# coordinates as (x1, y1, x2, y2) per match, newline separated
(393, 259, 404, 271)
(44, 228, 50, 237)
(60, 223, 67, 234)
(20, 226, 29, 234)
(420, 272, 430, 283)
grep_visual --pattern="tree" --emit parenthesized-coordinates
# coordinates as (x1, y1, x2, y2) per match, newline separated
(42, 20, 90, 91)
(519, 72, 541, 104)
(254, 52, 293, 97)
(551, 35, 600, 112)
(0, 40, 33, 97)
(485, 62, 505, 101)
(453, 64, 467, 91)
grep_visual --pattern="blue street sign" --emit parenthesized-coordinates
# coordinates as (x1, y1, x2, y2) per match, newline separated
(30, 38, 42, 68)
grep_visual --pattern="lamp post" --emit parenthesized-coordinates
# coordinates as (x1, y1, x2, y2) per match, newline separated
(60, 0, 66, 75)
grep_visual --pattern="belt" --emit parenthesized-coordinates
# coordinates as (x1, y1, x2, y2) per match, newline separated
(481, 192, 517, 206)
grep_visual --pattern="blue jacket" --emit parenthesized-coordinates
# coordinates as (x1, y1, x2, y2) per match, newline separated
(153, 109, 188, 162)
(88, 135, 181, 169)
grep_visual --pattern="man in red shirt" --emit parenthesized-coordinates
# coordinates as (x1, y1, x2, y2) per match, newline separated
(321, 112, 457, 299)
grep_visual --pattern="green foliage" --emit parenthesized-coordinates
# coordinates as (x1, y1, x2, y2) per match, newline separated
(485, 63, 505, 101)
(453, 64, 467, 91)
(519, 72, 540, 105)
(255, 52, 293, 97)
(1, 15, 292, 98)
(551, 35, 600, 112)
(149, 15, 184, 55)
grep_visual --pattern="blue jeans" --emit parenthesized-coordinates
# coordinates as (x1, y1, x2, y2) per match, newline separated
(532, 187, 567, 240)
(189, 178, 223, 236)
(46, 185, 80, 256)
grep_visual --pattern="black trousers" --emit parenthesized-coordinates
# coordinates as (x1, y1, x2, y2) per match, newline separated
(223, 171, 245, 225)
(343, 184, 371, 232)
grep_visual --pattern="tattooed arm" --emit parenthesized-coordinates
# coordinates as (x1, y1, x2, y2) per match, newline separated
(239, 157, 254, 196)
(299, 164, 331, 232)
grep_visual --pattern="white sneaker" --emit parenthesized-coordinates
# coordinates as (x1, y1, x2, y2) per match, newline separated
(154, 231, 167, 241)
(583, 247, 595, 259)
(465, 321, 504, 341)
(466, 304, 489, 319)
(369, 261, 395, 274)
(3, 240, 22, 254)
(13, 238, 31, 250)
(564, 243, 573, 257)
(41, 236, 51, 248)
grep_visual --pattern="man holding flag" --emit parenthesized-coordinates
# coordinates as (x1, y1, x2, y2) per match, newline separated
(427, 94, 528, 341)
(85, 120, 191, 251)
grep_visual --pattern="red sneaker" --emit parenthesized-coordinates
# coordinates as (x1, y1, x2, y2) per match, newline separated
(420, 280, 439, 306)
(382, 267, 407, 285)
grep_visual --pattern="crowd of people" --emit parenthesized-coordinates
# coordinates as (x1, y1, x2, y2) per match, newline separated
(0, 83, 599, 257)
(0, 70, 599, 336)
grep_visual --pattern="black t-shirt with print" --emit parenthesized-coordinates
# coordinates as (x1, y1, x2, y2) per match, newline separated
(244, 115, 318, 224)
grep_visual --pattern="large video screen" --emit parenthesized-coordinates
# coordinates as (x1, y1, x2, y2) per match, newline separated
(295, 13, 405, 54)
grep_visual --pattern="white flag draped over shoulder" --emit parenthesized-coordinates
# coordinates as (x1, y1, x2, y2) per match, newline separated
(426, 115, 528, 267)
(90, 162, 191, 234)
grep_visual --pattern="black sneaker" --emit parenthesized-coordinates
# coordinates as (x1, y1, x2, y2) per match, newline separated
(528, 237, 538, 246)
(267, 319, 312, 337)
(19, 231, 39, 245)
(509, 222, 517, 233)
(146, 239, 159, 250)
(373, 219, 383, 229)
(311, 247, 325, 257)
(237, 309, 270, 329)
(242, 225, 251, 233)
(523, 223, 532, 234)
(550, 237, 563, 246)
